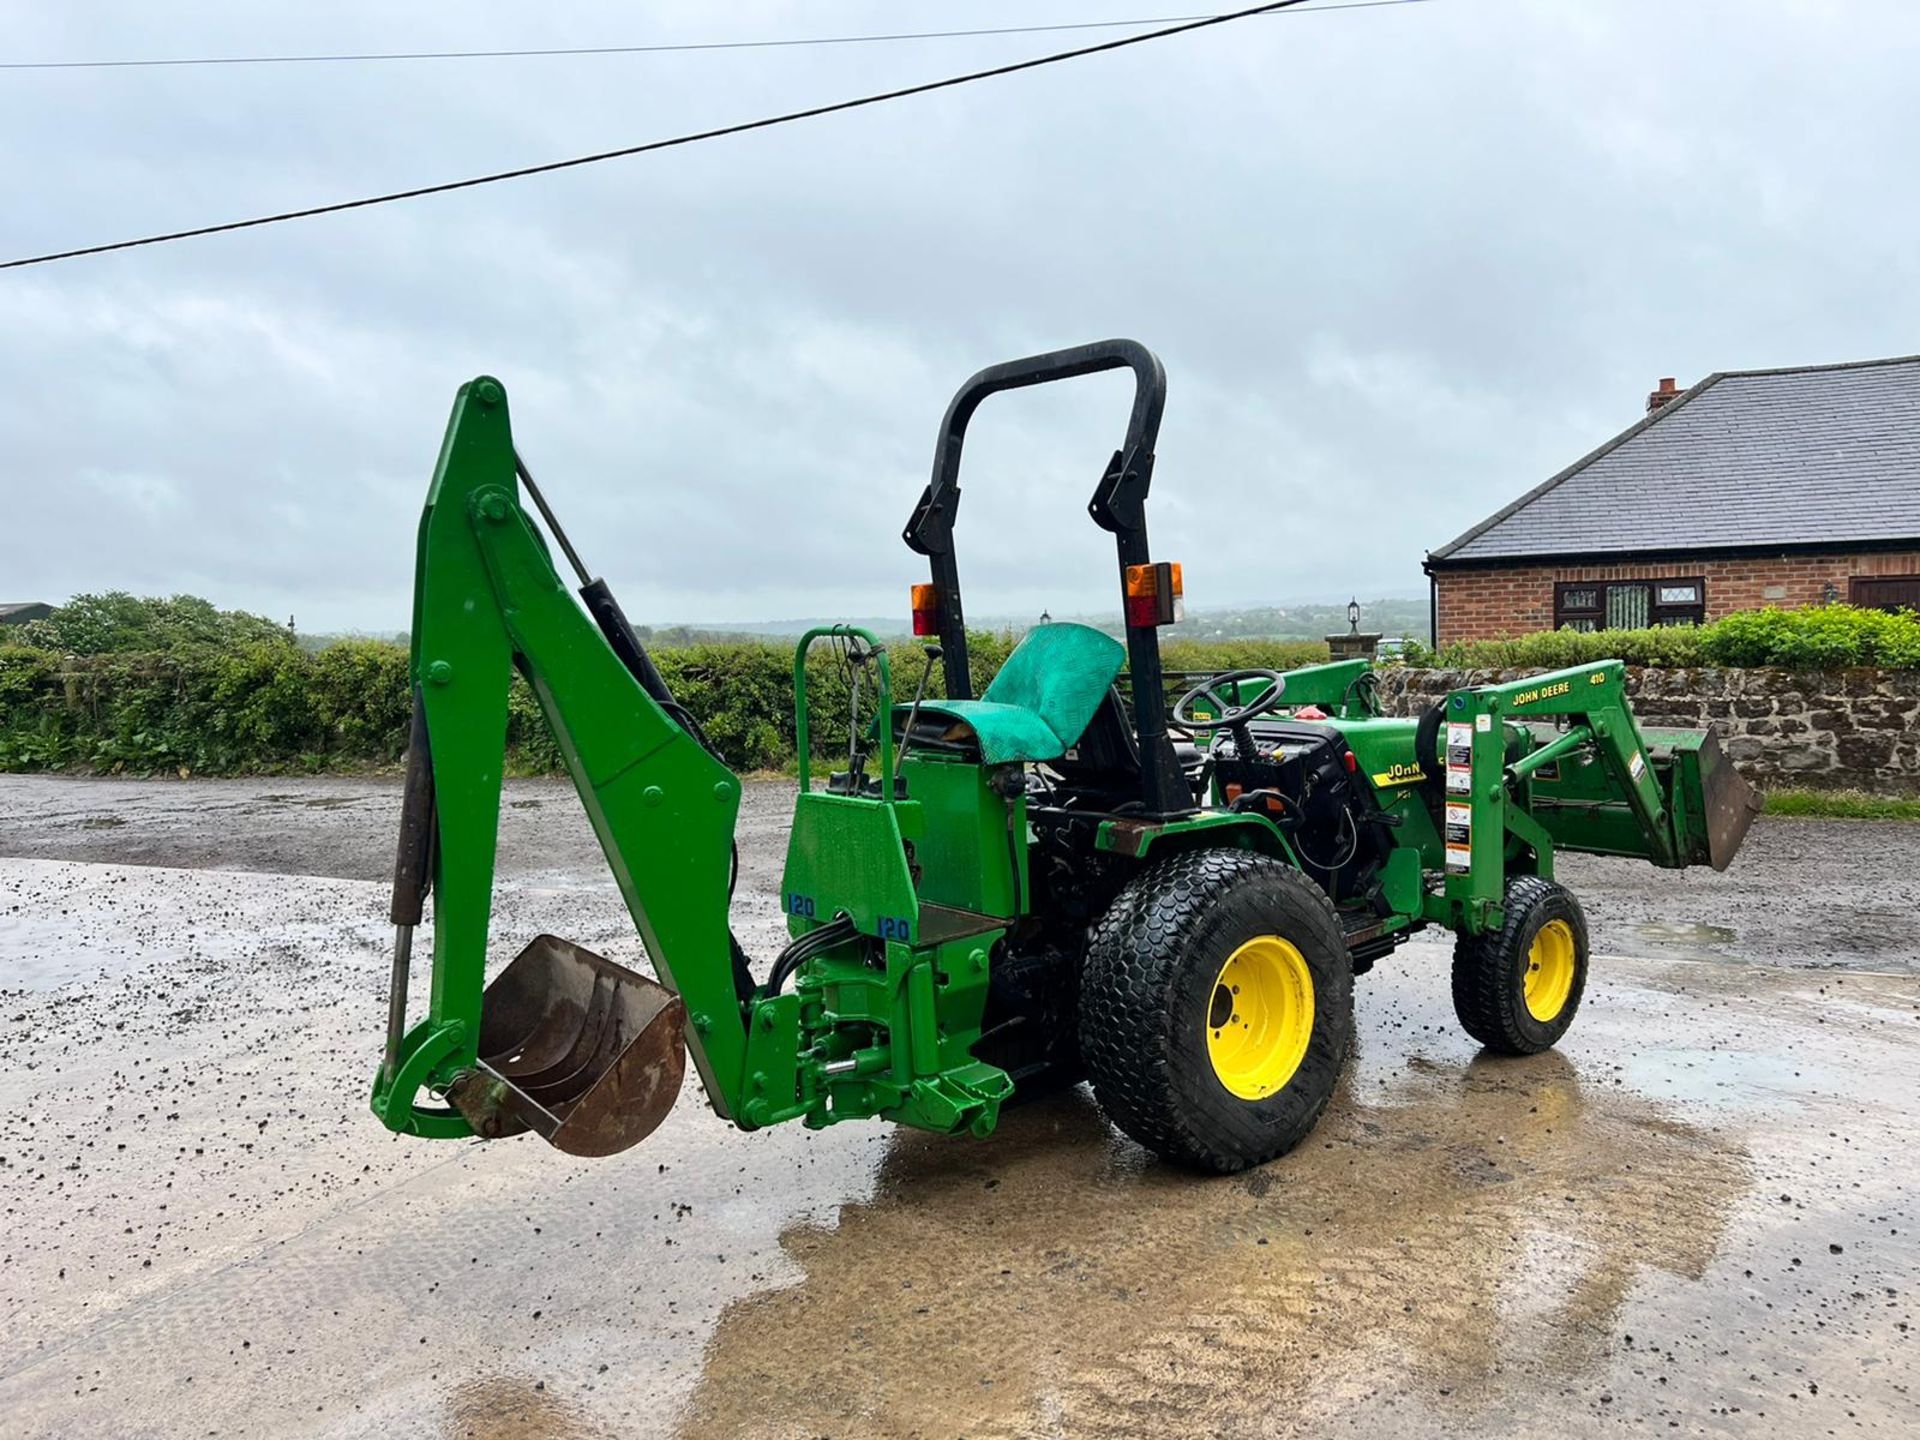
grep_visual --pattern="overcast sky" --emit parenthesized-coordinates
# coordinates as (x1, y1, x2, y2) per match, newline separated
(4, 1, 1917, 631)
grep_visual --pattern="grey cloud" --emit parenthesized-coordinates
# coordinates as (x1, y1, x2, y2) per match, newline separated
(4, 1, 1917, 630)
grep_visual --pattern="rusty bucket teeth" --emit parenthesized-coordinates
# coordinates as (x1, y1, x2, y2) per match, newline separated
(447, 934, 686, 1158)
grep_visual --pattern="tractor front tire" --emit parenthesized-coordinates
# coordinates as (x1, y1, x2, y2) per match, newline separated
(1451, 875, 1589, 1055)
(1079, 849, 1353, 1174)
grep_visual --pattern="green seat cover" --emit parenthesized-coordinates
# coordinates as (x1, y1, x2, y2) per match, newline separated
(900, 622, 1127, 764)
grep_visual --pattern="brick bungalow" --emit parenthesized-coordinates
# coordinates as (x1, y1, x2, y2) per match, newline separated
(1424, 354, 1920, 644)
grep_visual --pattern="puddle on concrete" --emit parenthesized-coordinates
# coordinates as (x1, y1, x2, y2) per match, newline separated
(0, 859, 386, 992)
(1628, 920, 1738, 951)
(672, 1048, 1750, 1440)
(1621, 1045, 1839, 1111)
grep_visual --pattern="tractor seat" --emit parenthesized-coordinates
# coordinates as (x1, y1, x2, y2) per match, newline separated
(896, 622, 1128, 765)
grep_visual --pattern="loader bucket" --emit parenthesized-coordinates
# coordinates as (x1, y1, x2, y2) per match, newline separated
(1527, 723, 1761, 871)
(1687, 728, 1763, 872)
(446, 934, 686, 1158)
(1640, 725, 1762, 871)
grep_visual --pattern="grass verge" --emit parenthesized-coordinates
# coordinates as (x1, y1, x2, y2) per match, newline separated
(1763, 788, 1920, 821)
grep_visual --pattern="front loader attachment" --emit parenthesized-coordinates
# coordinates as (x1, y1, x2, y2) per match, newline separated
(1456, 663, 1762, 875)
(445, 936, 687, 1157)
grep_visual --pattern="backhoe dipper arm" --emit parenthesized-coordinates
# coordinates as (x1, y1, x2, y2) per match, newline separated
(371, 377, 748, 1137)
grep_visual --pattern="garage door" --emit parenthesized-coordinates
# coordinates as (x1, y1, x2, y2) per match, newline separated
(1851, 576, 1920, 612)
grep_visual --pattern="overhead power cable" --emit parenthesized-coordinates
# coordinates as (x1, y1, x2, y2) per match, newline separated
(2, 1, 1426, 72)
(1, 0, 1428, 271)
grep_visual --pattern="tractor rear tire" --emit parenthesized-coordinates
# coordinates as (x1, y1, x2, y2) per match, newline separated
(1078, 849, 1353, 1174)
(1451, 875, 1589, 1055)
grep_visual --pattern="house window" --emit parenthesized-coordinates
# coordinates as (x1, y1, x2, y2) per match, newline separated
(1851, 575, 1920, 612)
(1555, 579, 1704, 632)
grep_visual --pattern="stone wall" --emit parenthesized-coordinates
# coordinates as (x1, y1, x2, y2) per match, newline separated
(1373, 666, 1920, 795)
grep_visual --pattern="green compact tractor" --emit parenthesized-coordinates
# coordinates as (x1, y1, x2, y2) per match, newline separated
(370, 340, 1759, 1173)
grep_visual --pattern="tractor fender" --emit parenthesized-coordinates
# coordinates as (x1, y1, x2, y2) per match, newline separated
(1094, 811, 1301, 867)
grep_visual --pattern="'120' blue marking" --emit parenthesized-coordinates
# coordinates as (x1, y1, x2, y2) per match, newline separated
(788, 895, 911, 941)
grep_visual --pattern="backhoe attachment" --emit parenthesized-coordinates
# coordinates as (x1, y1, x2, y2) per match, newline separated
(371, 376, 746, 1156)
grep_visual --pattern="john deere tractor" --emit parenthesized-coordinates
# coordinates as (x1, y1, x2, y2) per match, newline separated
(370, 339, 1758, 1173)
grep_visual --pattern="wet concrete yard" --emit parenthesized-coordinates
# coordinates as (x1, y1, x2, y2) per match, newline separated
(0, 776, 1915, 1437)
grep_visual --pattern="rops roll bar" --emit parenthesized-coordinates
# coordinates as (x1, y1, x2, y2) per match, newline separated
(900, 338, 1188, 813)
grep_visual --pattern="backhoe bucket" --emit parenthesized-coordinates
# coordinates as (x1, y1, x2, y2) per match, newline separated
(446, 934, 686, 1158)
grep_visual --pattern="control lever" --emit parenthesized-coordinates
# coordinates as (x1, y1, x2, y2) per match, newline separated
(845, 637, 874, 789)
(894, 645, 943, 784)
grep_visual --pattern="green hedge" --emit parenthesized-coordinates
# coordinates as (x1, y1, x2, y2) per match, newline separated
(0, 639, 411, 774)
(1407, 605, 1920, 672)
(8, 607, 1911, 777)
(0, 631, 1332, 776)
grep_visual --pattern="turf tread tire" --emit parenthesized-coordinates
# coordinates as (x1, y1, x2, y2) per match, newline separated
(1450, 875, 1589, 1055)
(1078, 849, 1353, 1173)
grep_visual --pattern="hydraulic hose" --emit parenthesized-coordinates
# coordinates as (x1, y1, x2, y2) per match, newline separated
(760, 914, 859, 998)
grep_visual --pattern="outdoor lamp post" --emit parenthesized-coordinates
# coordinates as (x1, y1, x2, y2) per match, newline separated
(1328, 597, 1378, 662)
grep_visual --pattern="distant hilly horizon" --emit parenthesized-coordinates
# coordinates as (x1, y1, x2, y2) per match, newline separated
(293, 597, 1432, 651)
(671, 596, 1432, 644)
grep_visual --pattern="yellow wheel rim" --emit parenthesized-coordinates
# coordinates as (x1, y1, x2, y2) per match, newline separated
(1205, 935, 1315, 1100)
(1524, 919, 1577, 1022)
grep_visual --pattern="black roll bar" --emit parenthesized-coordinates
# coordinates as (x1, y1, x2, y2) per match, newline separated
(901, 338, 1189, 814)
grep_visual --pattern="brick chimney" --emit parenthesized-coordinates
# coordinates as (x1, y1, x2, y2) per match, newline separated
(1646, 376, 1680, 414)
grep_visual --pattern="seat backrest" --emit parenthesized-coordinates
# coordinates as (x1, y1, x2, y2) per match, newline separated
(981, 622, 1128, 750)
(1051, 686, 1139, 774)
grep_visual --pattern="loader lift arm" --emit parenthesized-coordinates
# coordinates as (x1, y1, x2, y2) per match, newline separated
(1424, 661, 1760, 934)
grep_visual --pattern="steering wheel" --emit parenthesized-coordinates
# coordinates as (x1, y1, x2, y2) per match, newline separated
(1170, 670, 1289, 731)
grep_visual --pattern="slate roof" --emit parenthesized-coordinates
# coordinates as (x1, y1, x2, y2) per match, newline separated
(1429, 354, 1920, 565)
